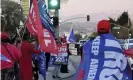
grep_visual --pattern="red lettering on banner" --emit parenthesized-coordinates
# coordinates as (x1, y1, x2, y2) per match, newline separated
(57, 43, 67, 55)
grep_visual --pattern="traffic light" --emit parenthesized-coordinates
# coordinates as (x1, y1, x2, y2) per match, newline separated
(53, 17, 59, 27)
(87, 15, 90, 21)
(48, 0, 60, 10)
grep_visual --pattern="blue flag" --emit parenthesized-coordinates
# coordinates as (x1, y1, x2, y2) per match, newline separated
(32, 45, 46, 80)
(73, 34, 132, 80)
(32, 53, 46, 80)
(68, 28, 76, 43)
(38, 52, 46, 80)
(38, 0, 55, 37)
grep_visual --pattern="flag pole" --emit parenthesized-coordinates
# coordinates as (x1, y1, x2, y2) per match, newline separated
(20, 19, 27, 41)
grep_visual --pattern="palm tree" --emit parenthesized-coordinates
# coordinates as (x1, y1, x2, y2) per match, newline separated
(1, 0, 24, 40)
(109, 12, 132, 39)
(117, 11, 132, 28)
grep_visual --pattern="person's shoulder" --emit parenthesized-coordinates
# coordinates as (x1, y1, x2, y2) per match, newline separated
(7, 43, 14, 47)
(6, 43, 18, 50)
(22, 40, 32, 45)
(9, 43, 18, 48)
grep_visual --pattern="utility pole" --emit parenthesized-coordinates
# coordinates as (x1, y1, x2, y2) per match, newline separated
(54, 10, 59, 38)
(48, 0, 60, 38)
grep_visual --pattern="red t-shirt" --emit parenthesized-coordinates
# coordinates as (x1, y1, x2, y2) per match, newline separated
(0, 43, 22, 70)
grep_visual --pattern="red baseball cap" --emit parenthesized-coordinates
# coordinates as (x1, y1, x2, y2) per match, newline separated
(97, 20, 110, 33)
(0, 32, 9, 39)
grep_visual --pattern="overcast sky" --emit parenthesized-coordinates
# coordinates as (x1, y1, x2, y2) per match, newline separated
(59, 0, 133, 21)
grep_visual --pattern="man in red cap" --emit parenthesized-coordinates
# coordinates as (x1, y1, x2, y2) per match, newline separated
(97, 20, 111, 34)
(74, 20, 132, 80)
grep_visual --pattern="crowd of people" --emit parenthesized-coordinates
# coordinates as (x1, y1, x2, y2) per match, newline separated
(1, 19, 133, 80)
(73, 20, 133, 80)
(0, 31, 71, 80)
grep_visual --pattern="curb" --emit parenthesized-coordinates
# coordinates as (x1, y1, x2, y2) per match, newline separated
(59, 73, 76, 80)
(50, 72, 76, 80)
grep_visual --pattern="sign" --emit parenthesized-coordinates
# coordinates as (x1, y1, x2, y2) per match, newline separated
(113, 26, 120, 29)
(69, 48, 77, 55)
(50, 43, 68, 65)
(69, 44, 75, 48)
(22, 0, 30, 17)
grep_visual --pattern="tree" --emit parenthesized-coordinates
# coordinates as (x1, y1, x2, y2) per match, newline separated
(109, 17, 117, 31)
(1, 0, 24, 38)
(116, 12, 132, 38)
(117, 11, 132, 28)
(109, 12, 133, 39)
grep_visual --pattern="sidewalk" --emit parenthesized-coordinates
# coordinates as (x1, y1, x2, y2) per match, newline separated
(47, 61, 76, 80)
(38, 60, 77, 80)
(39, 55, 81, 80)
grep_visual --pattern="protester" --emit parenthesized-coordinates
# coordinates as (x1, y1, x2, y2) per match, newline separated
(31, 37, 47, 80)
(31, 39, 40, 80)
(73, 20, 132, 80)
(52, 38, 61, 79)
(0, 32, 22, 80)
(32, 55, 39, 80)
(52, 65, 61, 78)
(124, 48, 133, 59)
(45, 52, 50, 71)
(60, 37, 70, 73)
(79, 45, 83, 59)
(19, 33, 41, 80)
(124, 48, 133, 77)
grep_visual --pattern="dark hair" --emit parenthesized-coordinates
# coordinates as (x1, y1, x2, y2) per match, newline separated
(55, 38, 61, 44)
(23, 32, 30, 40)
(1, 38, 10, 43)
(17, 39, 21, 43)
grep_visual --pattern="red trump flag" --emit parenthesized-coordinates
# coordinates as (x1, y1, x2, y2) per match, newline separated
(26, 1, 38, 36)
(26, 0, 58, 54)
(39, 28, 58, 54)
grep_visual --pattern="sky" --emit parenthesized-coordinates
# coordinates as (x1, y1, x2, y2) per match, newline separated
(59, 0, 133, 22)
(11, 0, 133, 22)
